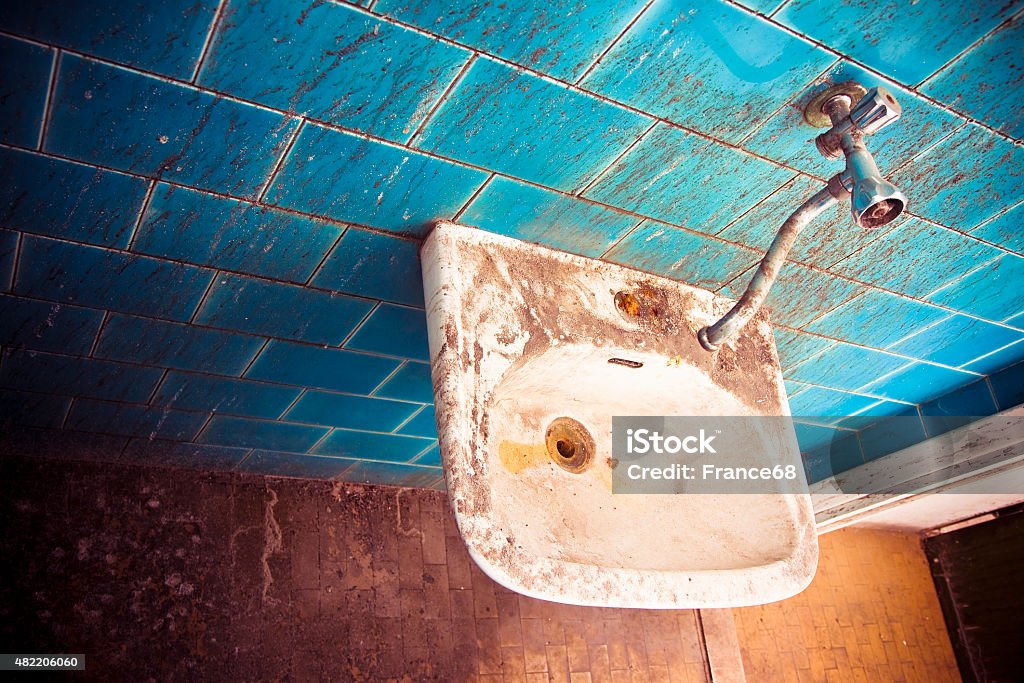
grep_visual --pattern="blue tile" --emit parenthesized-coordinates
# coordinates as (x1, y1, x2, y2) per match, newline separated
(239, 451, 354, 479)
(195, 274, 373, 345)
(66, 398, 207, 441)
(833, 397, 914, 430)
(830, 218, 1004, 299)
(377, 0, 643, 81)
(586, 124, 795, 231)
(788, 386, 887, 422)
(890, 125, 1024, 230)
(0, 230, 15, 292)
(399, 405, 437, 439)
(775, 0, 1015, 85)
(785, 380, 810, 398)
(0, 390, 71, 429)
(339, 459, 442, 488)
(0, 349, 162, 402)
(971, 202, 1024, 253)
(922, 15, 1024, 138)
(245, 340, 400, 394)
(460, 177, 640, 258)
(772, 328, 835, 370)
(804, 290, 950, 350)
(794, 421, 853, 454)
(721, 262, 861, 328)
(801, 432, 863, 482)
(741, 60, 964, 181)
(717, 173, 904, 269)
(860, 361, 978, 404)
(134, 184, 343, 283)
(889, 315, 1024, 368)
(857, 410, 928, 463)
(346, 304, 428, 360)
(122, 439, 250, 470)
(266, 123, 487, 236)
(415, 57, 651, 192)
(411, 442, 441, 467)
(0, 147, 150, 248)
(47, 55, 297, 198)
(964, 340, 1024, 375)
(313, 428, 435, 463)
(0, 295, 104, 355)
(920, 380, 998, 437)
(95, 314, 264, 375)
(310, 228, 423, 307)
(604, 221, 760, 291)
(787, 341, 910, 393)
(199, 0, 468, 142)
(374, 361, 433, 403)
(582, 0, 833, 143)
(152, 371, 301, 420)
(287, 392, 421, 432)
(15, 236, 214, 321)
(0, 0, 220, 79)
(927, 254, 1024, 323)
(199, 415, 329, 452)
(0, 36, 53, 146)
(990, 361, 1024, 410)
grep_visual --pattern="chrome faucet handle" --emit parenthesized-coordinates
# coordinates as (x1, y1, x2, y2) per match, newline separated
(848, 86, 901, 136)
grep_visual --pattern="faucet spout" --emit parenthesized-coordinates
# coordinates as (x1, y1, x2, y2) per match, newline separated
(697, 186, 839, 352)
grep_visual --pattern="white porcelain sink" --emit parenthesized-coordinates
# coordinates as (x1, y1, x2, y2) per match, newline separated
(421, 222, 817, 608)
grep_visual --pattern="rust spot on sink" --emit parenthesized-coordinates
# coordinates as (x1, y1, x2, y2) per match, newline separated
(497, 440, 547, 474)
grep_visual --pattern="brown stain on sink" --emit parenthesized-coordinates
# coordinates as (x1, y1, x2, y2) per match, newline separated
(497, 440, 548, 474)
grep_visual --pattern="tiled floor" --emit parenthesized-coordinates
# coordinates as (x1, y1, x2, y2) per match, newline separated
(0, 447, 710, 681)
(733, 527, 960, 682)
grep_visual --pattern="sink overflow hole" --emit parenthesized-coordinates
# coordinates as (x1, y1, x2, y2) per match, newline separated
(608, 357, 643, 368)
(556, 440, 575, 459)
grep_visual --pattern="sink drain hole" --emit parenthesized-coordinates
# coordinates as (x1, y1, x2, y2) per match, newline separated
(545, 417, 594, 474)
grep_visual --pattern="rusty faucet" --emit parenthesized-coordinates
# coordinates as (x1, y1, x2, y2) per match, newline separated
(698, 84, 906, 352)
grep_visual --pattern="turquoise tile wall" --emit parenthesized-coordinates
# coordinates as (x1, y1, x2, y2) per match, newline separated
(1, 0, 1023, 488)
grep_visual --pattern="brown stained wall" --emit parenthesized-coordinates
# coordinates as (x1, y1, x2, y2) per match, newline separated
(732, 527, 960, 682)
(0, 452, 710, 682)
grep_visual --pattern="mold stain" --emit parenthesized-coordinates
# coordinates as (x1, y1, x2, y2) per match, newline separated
(497, 439, 547, 474)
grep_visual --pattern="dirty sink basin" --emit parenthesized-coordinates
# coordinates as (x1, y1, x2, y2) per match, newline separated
(421, 222, 817, 608)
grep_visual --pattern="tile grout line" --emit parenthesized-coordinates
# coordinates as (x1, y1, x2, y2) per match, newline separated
(191, 412, 218, 443)
(915, 6, 1024, 90)
(305, 428, 335, 455)
(239, 337, 272, 379)
(233, 447, 256, 469)
(575, 120, 660, 197)
(452, 172, 495, 221)
(369, 359, 407, 397)
(967, 195, 1024, 235)
(36, 48, 61, 151)
(983, 376, 1002, 411)
(145, 369, 172, 406)
(189, 0, 230, 84)
(125, 179, 158, 251)
(9, 231, 23, 292)
(256, 118, 305, 203)
(340, 301, 380, 349)
(59, 397, 75, 430)
(572, 0, 657, 86)
(405, 53, 478, 146)
(409, 437, 438, 461)
(276, 388, 308, 421)
(769, 0, 791, 19)
(87, 311, 111, 358)
(302, 226, 347, 287)
(598, 218, 646, 260)
(187, 270, 221, 324)
(391, 402, 428, 435)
